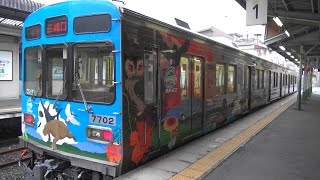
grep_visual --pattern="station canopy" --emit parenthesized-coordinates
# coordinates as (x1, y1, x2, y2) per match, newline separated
(236, 0, 320, 69)
(0, 0, 43, 27)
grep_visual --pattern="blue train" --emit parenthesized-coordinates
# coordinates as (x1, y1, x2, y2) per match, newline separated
(20, 0, 297, 179)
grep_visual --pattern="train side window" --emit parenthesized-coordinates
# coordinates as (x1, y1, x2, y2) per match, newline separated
(216, 63, 225, 95)
(144, 51, 156, 104)
(260, 70, 264, 89)
(180, 57, 189, 100)
(256, 69, 260, 89)
(273, 72, 276, 87)
(285, 74, 287, 85)
(193, 57, 202, 97)
(246, 67, 250, 90)
(227, 65, 236, 93)
(283, 74, 285, 86)
(276, 73, 278, 87)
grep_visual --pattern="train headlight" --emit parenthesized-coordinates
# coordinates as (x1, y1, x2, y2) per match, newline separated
(87, 125, 113, 144)
(24, 113, 35, 126)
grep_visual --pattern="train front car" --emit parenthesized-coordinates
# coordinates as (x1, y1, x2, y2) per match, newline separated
(21, 0, 122, 179)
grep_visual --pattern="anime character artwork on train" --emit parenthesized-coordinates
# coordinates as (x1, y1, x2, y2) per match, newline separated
(20, 0, 297, 179)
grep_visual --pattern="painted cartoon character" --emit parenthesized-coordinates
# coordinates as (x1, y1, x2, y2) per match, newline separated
(37, 101, 77, 150)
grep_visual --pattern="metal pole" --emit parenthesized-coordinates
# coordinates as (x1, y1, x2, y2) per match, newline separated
(297, 45, 303, 110)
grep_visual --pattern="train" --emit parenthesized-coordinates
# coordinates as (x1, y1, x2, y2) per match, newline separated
(20, 0, 297, 179)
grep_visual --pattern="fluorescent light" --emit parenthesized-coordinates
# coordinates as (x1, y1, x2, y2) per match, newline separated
(286, 52, 291, 56)
(285, 30, 290, 37)
(290, 55, 294, 58)
(273, 17, 283, 27)
(279, 46, 286, 50)
(295, 58, 298, 61)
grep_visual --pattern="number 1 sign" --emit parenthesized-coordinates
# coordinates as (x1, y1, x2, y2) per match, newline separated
(246, 0, 268, 26)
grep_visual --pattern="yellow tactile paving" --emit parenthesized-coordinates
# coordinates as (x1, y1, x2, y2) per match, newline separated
(171, 174, 195, 180)
(170, 97, 296, 180)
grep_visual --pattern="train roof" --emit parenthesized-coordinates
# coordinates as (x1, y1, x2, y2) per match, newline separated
(120, 6, 291, 67)
(24, 0, 295, 70)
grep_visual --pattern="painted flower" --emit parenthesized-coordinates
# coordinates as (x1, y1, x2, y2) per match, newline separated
(164, 117, 179, 149)
(106, 143, 122, 163)
(164, 117, 178, 132)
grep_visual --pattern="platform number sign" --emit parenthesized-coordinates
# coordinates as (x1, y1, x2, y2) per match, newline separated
(246, 0, 268, 26)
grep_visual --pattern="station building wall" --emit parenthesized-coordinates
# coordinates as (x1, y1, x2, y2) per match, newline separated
(0, 34, 21, 99)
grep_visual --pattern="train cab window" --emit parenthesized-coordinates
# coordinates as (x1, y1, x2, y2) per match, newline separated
(180, 57, 189, 99)
(24, 46, 43, 96)
(216, 63, 225, 95)
(72, 42, 115, 103)
(45, 45, 67, 99)
(227, 65, 236, 93)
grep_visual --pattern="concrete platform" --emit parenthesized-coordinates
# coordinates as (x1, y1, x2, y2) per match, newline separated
(116, 91, 297, 180)
(0, 98, 21, 119)
(203, 87, 320, 180)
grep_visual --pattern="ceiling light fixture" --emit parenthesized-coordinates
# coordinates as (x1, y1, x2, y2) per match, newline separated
(279, 45, 285, 50)
(285, 30, 290, 37)
(273, 17, 283, 27)
(286, 52, 291, 56)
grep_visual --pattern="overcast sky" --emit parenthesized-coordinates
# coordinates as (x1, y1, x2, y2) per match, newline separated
(31, 0, 265, 38)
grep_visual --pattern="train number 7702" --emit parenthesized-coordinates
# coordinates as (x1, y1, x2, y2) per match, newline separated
(89, 115, 116, 126)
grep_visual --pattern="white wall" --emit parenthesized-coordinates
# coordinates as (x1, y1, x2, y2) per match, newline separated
(0, 35, 20, 99)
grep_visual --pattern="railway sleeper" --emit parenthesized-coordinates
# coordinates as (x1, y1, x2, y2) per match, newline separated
(25, 154, 113, 180)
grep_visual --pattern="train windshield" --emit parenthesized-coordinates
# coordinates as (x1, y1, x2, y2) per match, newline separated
(72, 42, 115, 104)
(24, 46, 43, 97)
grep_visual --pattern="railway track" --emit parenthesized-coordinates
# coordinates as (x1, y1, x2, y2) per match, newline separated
(0, 138, 30, 169)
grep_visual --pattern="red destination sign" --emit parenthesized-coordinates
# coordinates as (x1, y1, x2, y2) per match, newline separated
(45, 16, 67, 36)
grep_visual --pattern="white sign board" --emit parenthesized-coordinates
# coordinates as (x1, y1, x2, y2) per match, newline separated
(0, 51, 13, 81)
(246, 0, 268, 26)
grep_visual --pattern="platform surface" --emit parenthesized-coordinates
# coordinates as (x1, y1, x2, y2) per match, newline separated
(0, 98, 21, 119)
(117, 90, 298, 180)
(203, 87, 320, 180)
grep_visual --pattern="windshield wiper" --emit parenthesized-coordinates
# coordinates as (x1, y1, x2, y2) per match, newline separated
(74, 72, 92, 113)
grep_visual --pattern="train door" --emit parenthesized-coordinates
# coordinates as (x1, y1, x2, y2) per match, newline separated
(280, 73, 283, 97)
(191, 57, 204, 134)
(178, 56, 204, 137)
